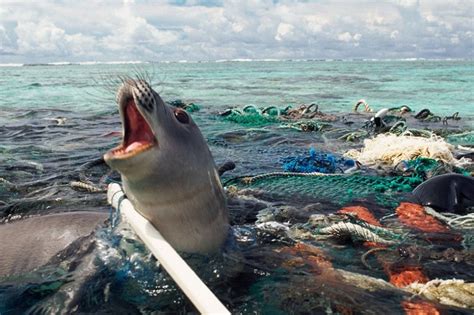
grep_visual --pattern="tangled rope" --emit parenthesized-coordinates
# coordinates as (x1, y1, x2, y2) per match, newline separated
(405, 279, 474, 309)
(69, 181, 106, 193)
(424, 207, 474, 230)
(345, 133, 461, 168)
(320, 222, 396, 245)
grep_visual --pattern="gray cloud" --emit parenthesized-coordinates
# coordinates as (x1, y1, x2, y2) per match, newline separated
(0, 0, 472, 63)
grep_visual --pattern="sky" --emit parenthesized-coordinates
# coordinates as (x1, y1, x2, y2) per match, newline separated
(0, 0, 473, 63)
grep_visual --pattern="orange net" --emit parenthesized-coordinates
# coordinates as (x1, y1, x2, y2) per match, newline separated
(395, 202, 449, 233)
(338, 206, 382, 226)
(337, 205, 441, 315)
(402, 300, 440, 315)
(386, 265, 429, 288)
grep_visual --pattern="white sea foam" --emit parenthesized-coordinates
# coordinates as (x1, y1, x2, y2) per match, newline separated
(78, 61, 101, 65)
(0, 63, 24, 67)
(103, 60, 146, 65)
(48, 61, 72, 66)
(76, 60, 147, 65)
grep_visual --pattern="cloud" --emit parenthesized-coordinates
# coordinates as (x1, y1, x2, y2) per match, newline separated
(101, 5, 179, 52)
(0, 0, 472, 63)
(275, 23, 295, 41)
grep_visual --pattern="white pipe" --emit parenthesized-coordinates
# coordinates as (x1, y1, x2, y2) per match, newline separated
(107, 183, 230, 315)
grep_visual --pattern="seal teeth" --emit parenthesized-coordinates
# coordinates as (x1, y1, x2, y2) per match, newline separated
(111, 142, 154, 158)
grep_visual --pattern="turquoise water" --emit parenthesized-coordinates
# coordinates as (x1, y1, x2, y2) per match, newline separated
(1, 60, 473, 314)
(1, 60, 473, 117)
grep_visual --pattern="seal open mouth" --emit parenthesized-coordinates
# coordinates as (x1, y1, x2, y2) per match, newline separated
(110, 97, 156, 159)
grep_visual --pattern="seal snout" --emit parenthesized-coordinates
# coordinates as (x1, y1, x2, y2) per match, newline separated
(105, 80, 158, 161)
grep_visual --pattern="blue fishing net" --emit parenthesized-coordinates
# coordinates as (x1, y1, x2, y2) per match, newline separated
(281, 148, 355, 173)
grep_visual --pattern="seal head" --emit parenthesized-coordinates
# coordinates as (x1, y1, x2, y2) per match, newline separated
(104, 79, 229, 253)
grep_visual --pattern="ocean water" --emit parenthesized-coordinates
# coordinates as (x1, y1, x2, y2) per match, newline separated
(1, 60, 473, 116)
(0, 60, 473, 314)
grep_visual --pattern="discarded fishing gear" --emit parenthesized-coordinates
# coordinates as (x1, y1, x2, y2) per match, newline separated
(414, 108, 442, 122)
(442, 112, 461, 125)
(447, 131, 474, 146)
(353, 99, 373, 112)
(280, 104, 338, 122)
(345, 133, 463, 169)
(219, 105, 279, 126)
(280, 121, 332, 133)
(389, 105, 412, 114)
(337, 130, 369, 142)
(405, 279, 474, 309)
(319, 221, 398, 245)
(219, 103, 338, 126)
(225, 173, 422, 207)
(423, 208, 474, 230)
(281, 148, 356, 174)
(395, 157, 470, 180)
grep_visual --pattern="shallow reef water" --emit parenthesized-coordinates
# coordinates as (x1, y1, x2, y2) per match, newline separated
(0, 61, 473, 314)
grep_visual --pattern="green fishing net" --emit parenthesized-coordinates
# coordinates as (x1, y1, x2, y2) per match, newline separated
(223, 112, 279, 126)
(447, 131, 474, 146)
(228, 174, 422, 208)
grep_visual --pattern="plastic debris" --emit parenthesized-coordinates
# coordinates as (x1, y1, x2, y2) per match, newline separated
(281, 148, 355, 174)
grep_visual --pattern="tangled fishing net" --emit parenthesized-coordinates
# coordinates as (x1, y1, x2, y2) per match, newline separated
(345, 134, 463, 168)
(447, 131, 474, 146)
(226, 174, 421, 208)
(281, 149, 355, 173)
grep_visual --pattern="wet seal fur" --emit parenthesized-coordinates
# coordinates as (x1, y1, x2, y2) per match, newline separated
(0, 211, 107, 277)
(104, 79, 229, 253)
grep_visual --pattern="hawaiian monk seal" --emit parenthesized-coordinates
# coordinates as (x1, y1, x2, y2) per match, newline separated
(0, 211, 107, 277)
(104, 79, 229, 254)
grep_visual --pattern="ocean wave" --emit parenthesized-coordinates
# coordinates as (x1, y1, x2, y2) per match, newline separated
(78, 60, 147, 65)
(48, 62, 73, 66)
(1, 59, 470, 68)
(102, 60, 147, 65)
(0, 63, 24, 67)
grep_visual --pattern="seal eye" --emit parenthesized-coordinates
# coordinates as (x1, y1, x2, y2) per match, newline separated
(174, 109, 189, 124)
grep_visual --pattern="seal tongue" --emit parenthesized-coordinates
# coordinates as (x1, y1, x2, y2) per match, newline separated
(123, 98, 155, 152)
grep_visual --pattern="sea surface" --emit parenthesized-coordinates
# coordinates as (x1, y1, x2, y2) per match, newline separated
(1, 60, 473, 116)
(0, 60, 473, 314)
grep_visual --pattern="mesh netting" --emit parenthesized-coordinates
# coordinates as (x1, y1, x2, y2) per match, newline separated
(447, 131, 474, 146)
(228, 174, 422, 207)
(281, 148, 355, 173)
(223, 112, 279, 126)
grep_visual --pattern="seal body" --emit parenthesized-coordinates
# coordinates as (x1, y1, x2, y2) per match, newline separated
(104, 79, 229, 254)
(0, 211, 107, 277)
(412, 173, 474, 214)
